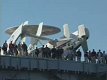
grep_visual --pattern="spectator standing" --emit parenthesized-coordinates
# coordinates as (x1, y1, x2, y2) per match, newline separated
(2, 40, 8, 55)
(56, 47, 63, 59)
(97, 50, 103, 63)
(35, 47, 40, 57)
(91, 49, 96, 63)
(18, 42, 22, 56)
(65, 49, 74, 60)
(45, 45, 51, 58)
(41, 45, 45, 58)
(88, 50, 92, 63)
(102, 51, 106, 63)
(76, 49, 81, 61)
(0, 46, 1, 55)
(56, 47, 60, 59)
(105, 53, 107, 64)
(13, 43, 18, 56)
(84, 51, 88, 62)
(22, 42, 28, 56)
(9, 41, 14, 55)
(51, 46, 57, 59)
(59, 47, 64, 59)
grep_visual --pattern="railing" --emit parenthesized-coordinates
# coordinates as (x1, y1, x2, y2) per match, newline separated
(0, 55, 107, 73)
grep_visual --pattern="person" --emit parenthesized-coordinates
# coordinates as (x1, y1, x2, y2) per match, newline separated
(51, 46, 57, 59)
(2, 40, 8, 55)
(102, 51, 106, 63)
(41, 45, 45, 58)
(0, 46, 1, 55)
(56, 47, 63, 59)
(91, 49, 96, 63)
(97, 49, 102, 63)
(59, 47, 64, 59)
(9, 41, 14, 55)
(65, 49, 74, 60)
(13, 43, 18, 56)
(35, 47, 40, 57)
(17, 42, 22, 56)
(71, 50, 76, 61)
(44, 45, 51, 58)
(88, 50, 92, 63)
(76, 49, 81, 61)
(84, 51, 88, 62)
(22, 42, 28, 56)
(56, 47, 60, 59)
(105, 53, 107, 64)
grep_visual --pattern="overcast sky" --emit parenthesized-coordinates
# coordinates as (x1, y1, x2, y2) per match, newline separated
(0, 0, 107, 52)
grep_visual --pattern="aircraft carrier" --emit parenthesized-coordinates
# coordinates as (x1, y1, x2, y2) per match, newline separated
(0, 22, 107, 80)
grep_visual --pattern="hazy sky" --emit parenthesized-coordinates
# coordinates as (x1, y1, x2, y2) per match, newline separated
(0, 0, 107, 52)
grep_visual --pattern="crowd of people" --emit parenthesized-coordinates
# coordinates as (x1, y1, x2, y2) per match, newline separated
(1, 41, 28, 56)
(84, 49, 107, 64)
(0, 41, 107, 64)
